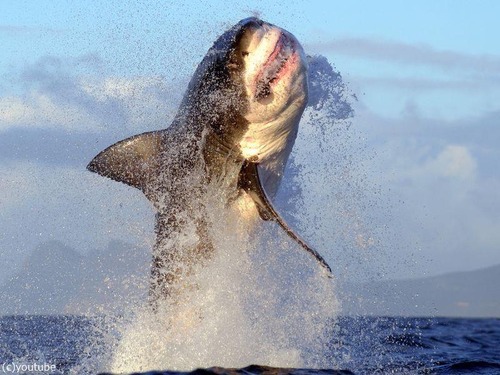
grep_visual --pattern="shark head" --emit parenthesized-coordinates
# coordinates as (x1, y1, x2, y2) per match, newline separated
(233, 18, 307, 119)
(183, 18, 308, 169)
(233, 18, 309, 164)
(230, 18, 309, 121)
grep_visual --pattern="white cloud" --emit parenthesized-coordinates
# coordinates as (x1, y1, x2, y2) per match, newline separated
(307, 38, 500, 120)
(82, 76, 167, 101)
(0, 56, 183, 134)
(350, 105, 500, 277)
(0, 91, 102, 132)
(430, 145, 477, 180)
(307, 37, 500, 74)
(351, 75, 498, 92)
(401, 144, 478, 184)
(0, 77, 178, 133)
(81, 76, 180, 129)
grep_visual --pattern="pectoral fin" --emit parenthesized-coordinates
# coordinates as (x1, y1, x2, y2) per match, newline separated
(87, 130, 165, 191)
(238, 160, 332, 276)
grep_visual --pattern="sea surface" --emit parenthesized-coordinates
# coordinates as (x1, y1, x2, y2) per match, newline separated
(0, 315, 499, 375)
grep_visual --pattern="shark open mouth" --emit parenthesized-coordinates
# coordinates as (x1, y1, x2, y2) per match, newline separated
(255, 32, 295, 100)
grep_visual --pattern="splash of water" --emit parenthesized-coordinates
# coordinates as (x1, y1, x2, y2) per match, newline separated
(70, 205, 325, 373)
(105, 181, 337, 372)
(73, 54, 354, 374)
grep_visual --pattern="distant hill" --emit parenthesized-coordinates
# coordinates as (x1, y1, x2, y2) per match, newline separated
(0, 241, 149, 315)
(2, 241, 499, 317)
(339, 264, 500, 317)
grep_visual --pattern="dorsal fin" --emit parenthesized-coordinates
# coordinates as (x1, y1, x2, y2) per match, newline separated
(87, 130, 166, 191)
(238, 160, 332, 276)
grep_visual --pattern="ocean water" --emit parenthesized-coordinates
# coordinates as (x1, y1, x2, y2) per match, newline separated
(0, 315, 499, 374)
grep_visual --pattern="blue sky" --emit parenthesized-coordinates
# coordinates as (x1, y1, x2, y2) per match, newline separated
(3, 1, 500, 118)
(1, 1, 499, 283)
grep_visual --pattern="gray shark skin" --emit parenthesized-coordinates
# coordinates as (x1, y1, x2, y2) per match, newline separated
(87, 18, 331, 304)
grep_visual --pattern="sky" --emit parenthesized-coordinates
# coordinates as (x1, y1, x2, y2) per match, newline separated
(1, 0, 499, 284)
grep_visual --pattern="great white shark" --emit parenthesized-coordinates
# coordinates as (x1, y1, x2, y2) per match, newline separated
(87, 17, 332, 304)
